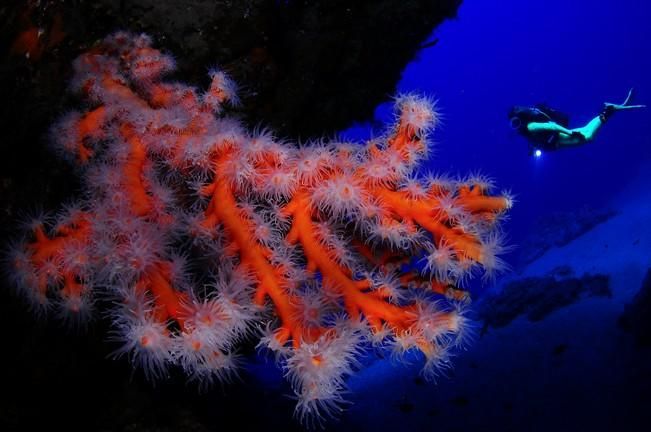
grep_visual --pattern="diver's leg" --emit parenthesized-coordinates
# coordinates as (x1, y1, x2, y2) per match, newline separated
(557, 89, 645, 148)
(568, 88, 646, 143)
(572, 116, 603, 142)
(555, 116, 604, 147)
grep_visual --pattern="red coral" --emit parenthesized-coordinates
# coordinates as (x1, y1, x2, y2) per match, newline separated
(7, 32, 512, 424)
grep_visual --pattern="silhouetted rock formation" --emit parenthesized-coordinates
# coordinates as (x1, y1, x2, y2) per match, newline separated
(619, 268, 651, 347)
(478, 269, 611, 333)
(0, 0, 462, 238)
(519, 206, 617, 267)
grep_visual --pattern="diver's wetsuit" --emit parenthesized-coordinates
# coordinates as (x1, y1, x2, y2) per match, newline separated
(524, 106, 616, 152)
(510, 104, 572, 153)
(522, 127, 561, 152)
(512, 90, 644, 155)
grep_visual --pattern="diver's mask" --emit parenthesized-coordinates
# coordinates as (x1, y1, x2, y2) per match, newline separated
(509, 116, 522, 130)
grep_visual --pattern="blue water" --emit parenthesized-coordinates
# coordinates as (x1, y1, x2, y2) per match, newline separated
(337, 1, 651, 430)
(345, 0, 651, 253)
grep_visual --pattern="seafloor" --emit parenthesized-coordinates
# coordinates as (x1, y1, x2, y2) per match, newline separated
(342, 167, 651, 431)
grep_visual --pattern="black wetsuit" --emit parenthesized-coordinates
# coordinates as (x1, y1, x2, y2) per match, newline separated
(510, 105, 574, 153)
(521, 126, 561, 151)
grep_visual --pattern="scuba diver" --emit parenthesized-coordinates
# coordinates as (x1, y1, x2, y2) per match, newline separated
(509, 88, 645, 156)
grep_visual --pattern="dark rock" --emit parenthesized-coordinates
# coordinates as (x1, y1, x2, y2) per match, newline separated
(518, 206, 617, 267)
(550, 265, 574, 278)
(427, 407, 440, 417)
(478, 272, 611, 332)
(449, 395, 469, 407)
(619, 268, 651, 347)
(552, 343, 568, 356)
(397, 401, 415, 413)
(0, 0, 462, 245)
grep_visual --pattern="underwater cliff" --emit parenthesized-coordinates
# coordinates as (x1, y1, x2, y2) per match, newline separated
(342, 165, 651, 431)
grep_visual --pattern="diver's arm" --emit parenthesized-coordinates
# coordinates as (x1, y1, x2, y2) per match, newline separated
(526, 121, 573, 135)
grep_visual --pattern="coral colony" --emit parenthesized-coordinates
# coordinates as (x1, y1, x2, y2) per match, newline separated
(7, 32, 512, 424)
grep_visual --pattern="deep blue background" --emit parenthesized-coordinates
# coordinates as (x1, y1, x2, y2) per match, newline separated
(345, 0, 651, 260)
(335, 4, 651, 430)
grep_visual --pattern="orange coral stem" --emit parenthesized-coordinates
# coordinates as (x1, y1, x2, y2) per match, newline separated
(285, 191, 414, 331)
(373, 188, 484, 262)
(30, 218, 91, 263)
(134, 264, 187, 327)
(206, 165, 306, 346)
(119, 124, 153, 216)
(456, 192, 510, 214)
